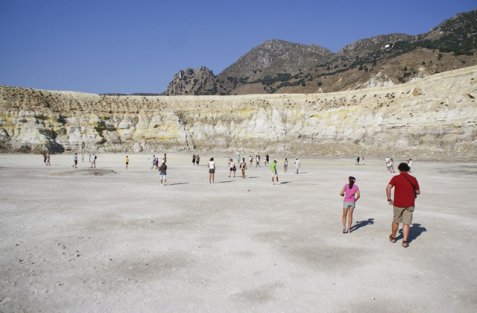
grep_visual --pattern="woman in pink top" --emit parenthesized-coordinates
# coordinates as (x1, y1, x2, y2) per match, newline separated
(339, 176, 360, 234)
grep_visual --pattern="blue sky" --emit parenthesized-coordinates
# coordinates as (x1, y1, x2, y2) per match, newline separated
(0, 0, 475, 94)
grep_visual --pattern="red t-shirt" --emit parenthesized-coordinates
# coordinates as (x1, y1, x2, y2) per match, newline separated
(389, 172, 420, 207)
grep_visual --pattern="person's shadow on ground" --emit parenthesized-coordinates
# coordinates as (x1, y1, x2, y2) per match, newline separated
(350, 218, 374, 233)
(397, 223, 427, 243)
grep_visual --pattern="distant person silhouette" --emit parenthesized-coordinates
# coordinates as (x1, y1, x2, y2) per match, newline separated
(208, 157, 215, 183)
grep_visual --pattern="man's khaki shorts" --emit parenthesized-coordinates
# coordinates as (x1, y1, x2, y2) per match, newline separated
(393, 206, 414, 225)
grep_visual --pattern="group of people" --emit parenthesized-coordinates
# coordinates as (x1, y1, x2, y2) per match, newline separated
(208, 156, 247, 183)
(226, 157, 253, 179)
(52, 152, 421, 247)
(281, 157, 301, 174)
(251, 154, 274, 167)
(250, 154, 269, 167)
(70, 152, 97, 168)
(120, 152, 301, 187)
(385, 157, 395, 173)
(149, 154, 167, 170)
(220, 155, 301, 175)
(385, 157, 413, 173)
(152, 154, 168, 186)
(207, 155, 299, 184)
(129, 154, 168, 185)
(206, 153, 421, 248)
(340, 162, 420, 248)
(192, 154, 200, 166)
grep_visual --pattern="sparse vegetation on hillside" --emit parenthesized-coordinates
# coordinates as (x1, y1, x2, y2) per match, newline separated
(165, 10, 477, 95)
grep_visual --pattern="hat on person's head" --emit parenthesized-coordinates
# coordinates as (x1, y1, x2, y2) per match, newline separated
(349, 176, 356, 181)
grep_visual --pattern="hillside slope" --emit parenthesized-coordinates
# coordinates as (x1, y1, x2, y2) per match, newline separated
(165, 10, 477, 95)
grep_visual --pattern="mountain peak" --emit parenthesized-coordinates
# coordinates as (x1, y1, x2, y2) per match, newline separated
(164, 9, 477, 96)
(217, 39, 333, 85)
(166, 67, 217, 95)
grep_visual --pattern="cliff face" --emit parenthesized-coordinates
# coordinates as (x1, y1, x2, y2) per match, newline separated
(166, 67, 218, 95)
(1, 66, 476, 160)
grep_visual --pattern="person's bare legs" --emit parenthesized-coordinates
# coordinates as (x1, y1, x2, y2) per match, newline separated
(391, 222, 399, 238)
(347, 208, 354, 232)
(402, 224, 410, 242)
(342, 208, 348, 232)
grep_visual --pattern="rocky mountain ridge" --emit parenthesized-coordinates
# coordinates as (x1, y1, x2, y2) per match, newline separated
(166, 10, 477, 95)
(1, 65, 476, 160)
(165, 67, 217, 96)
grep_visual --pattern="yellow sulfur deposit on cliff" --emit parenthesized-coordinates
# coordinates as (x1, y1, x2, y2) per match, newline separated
(0, 66, 476, 159)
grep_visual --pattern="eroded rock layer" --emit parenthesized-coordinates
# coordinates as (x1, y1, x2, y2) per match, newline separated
(1, 66, 476, 160)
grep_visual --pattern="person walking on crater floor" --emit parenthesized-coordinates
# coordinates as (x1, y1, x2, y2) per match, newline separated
(72, 153, 78, 169)
(240, 158, 247, 178)
(208, 157, 216, 183)
(228, 159, 236, 178)
(386, 162, 420, 248)
(153, 156, 159, 169)
(159, 160, 167, 186)
(294, 157, 301, 174)
(340, 176, 360, 234)
(90, 154, 97, 168)
(270, 159, 279, 185)
(386, 157, 395, 173)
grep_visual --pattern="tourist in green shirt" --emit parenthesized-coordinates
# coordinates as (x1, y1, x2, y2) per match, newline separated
(270, 159, 279, 185)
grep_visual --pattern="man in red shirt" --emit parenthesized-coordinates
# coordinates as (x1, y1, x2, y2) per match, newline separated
(386, 162, 420, 248)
